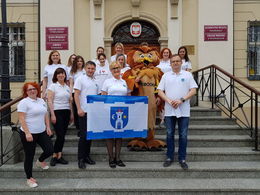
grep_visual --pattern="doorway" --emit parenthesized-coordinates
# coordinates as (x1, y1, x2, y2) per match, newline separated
(111, 20, 161, 55)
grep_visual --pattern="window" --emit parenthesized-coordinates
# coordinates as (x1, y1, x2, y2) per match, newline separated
(112, 20, 160, 45)
(247, 21, 260, 80)
(0, 23, 25, 82)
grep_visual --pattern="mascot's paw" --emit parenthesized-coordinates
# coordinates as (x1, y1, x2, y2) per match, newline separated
(127, 139, 147, 151)
(146, 139, 166, 151)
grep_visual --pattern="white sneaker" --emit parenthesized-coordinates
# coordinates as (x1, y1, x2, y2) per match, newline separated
(27, 179, 38, 188)
(36, 159, 49, 170)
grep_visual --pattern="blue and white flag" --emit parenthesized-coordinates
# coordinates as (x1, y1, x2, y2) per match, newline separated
(86, 95, 148, 140)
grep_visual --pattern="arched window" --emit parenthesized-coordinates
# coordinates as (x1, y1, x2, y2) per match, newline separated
(112, 20, 160, 45)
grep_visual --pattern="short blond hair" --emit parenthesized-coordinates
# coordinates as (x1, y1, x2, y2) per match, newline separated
(114, 42, 124, 52)
(109, 61, 121, 70)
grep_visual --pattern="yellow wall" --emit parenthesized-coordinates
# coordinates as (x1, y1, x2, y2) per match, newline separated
(182, 0, 198, 70)
(234, 0, 260, 91)
(1, 2, 39, 99)
(74, 0, 91, 60)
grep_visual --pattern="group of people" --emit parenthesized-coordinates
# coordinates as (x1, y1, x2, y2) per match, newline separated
(17, 43, 197, 188)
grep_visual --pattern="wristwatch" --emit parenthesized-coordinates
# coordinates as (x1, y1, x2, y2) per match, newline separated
(180, 97, 185, 103)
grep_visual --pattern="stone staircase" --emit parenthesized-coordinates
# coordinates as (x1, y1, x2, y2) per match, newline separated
(0, 107, 260, 194)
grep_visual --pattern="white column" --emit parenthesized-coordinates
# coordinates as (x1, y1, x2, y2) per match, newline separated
(167, 0, 182, 53)
(198, 0, 233, 73)
(40, 0, 74, 77)
(90, 0, 105, 60)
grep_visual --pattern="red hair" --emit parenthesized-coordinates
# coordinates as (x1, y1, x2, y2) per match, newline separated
(22, 82, 41, 98)
(160, 48, 172, 59)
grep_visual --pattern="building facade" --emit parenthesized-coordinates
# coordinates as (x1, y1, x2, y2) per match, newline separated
(0, 0, 260, 99)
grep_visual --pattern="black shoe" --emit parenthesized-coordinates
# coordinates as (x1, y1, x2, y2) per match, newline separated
(179, 161, 188, 170)
(78, 159, 86, 169)
(84, 156, 96, 165)
(116, 160, 126, 167)
(57, 157, 68, 165)
(109, 159, 116, 168)
(163, 159, 173, 167)
(50, 157, 58, 166)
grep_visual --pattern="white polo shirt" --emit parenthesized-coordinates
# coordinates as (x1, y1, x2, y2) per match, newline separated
(181, 60, 192, 70)
(157, 59, 172, 73)
(17, 97, 47, 134)
(157, 70, 198, 117)
(102, 77, 130, 95)
(94, 64, 112, 90)
(70, 69, 86, 82)
(48, 82, 71, 110)
(70, 70, 86, 93)
(43, 64, 69, 89)
(74, 75, 99, 112)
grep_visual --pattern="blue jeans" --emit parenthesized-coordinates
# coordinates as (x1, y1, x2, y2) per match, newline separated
(164, 116, 189, 162)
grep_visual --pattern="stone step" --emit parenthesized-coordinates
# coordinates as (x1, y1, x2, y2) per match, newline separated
(33, 147, 260, 162)
(1, 161, 260, 179)
(66, 125, 246, 136)
(0, 178, 259, 194)
(190, 107, 221, 116)
(61, 135, 253, 147)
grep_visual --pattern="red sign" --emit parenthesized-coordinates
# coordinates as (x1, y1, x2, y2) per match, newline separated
(204, 25, 228, 41)
(130, 22, 142, 37)
(46, 27, 68, 50)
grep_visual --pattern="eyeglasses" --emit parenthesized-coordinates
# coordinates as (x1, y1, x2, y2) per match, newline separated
(27, 88, 37, 92)
(111, 67, 120, 70)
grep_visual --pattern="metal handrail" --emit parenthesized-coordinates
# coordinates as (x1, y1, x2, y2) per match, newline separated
(0, 95, 22, 113)
(193, 64, 260, 151)
(193, 64, 260, 95)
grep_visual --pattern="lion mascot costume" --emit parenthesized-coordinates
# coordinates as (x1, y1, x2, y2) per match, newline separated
(122, 45, 166, 150)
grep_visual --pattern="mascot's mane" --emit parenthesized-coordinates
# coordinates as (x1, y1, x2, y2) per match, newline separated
(126, 46, 160, 68)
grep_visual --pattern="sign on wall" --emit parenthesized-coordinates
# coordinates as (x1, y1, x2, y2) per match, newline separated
(204, 25, 228, 41)
(46, 27, 68, 50)
(130, 22, 142, 37)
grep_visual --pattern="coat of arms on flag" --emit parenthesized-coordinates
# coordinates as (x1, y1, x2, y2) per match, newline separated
(86, 95, 148, 140)
(110, 107, 128, 129)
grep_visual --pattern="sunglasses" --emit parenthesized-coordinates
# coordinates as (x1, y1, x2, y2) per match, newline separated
(111, 67, 120, 70)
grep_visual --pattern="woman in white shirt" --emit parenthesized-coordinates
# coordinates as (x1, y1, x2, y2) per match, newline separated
(69, 56, 86, 130)
(66, 54, 76, 75)
(101, 62, 131, 168)
(18, 82, 53, 188)
(116, 54, 130, 76)
(92, 46, 109, 66)
(94, 53, 112, 90)
(110, 42, 127, 62)
(42, 50, 69, 99)
(156, 48, 173, 73)
(48, 68, 73, 166)
(178, 46, 192, 72)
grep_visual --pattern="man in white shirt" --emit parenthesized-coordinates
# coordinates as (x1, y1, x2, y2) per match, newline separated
(158, 54, 198, 170)
(74, 61, 99, 169)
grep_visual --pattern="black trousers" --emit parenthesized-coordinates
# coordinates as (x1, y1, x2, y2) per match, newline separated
(20, 130, 53, 179)
(53, 109, 70, 153)
(78, 113, 92, 160)
(72, 93, 79, 130)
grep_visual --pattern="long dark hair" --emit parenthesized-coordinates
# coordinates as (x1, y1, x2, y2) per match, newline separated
(70, 55, 85, 75)
(178, 46, 190, 62)
(52, 68, 67, 83)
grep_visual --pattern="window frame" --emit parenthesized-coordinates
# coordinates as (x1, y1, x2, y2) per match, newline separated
(0, 23, 26, 82)
(247, 20, 260, 80)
